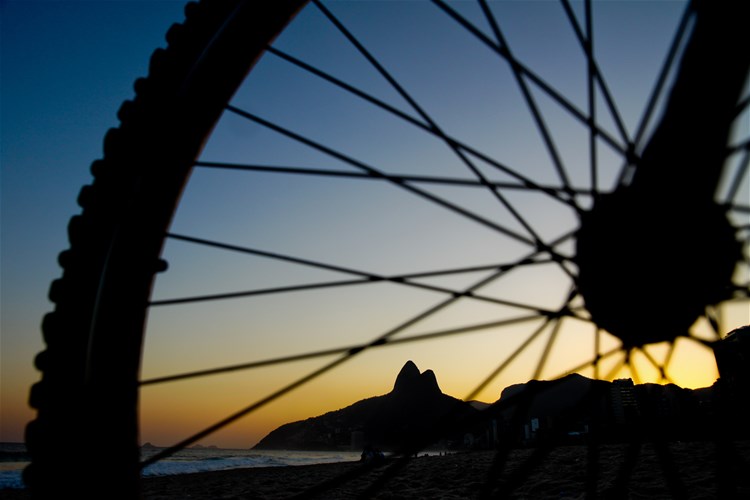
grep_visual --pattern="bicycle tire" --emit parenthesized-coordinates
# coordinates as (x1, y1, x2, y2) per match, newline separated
(25, 1, 308, 497)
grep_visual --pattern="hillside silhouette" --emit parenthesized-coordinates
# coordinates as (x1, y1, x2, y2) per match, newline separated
(254, 330, 749, 452)
(253, 361, 478, 451)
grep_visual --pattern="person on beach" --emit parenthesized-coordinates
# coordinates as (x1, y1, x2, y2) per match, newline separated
(360, 444, 384, 463)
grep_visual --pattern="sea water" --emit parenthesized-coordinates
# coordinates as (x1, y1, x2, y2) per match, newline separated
(0, 443, 360, 490)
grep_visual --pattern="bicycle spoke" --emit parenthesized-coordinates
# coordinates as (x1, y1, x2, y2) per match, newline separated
(632, 2, 694, 150)
(167, 231, 550, 279)
(140, 352, 356, 469)
(653, 441, 689, 499)
(603, 351, 628, 381)
(704, 307, 723, 339)
(432, 0, 627, 159)
(638, 346, 672, 384)
(562, 0, 605, 196)
(533, 318, 562, 381)
(725, 145, 749, 205)
(612, 440, 642, 495)
(531, 286, 579, 380)
(560, 0, 633, 149)
(400, 311, 569, 349)
(480, 407, 532, 498)
(729, 137, 750, 157)
(264, 46, 582, 206)
(585, 437, 601, 498)
(151, 275, 567, 312)
(141, 313, 544, 386)
(557, 345, 623, 381)
(266, 46, 427, 131)
(467, 308, 610, 402)
(315, 0, 569, 255)
(615, 2, 694, 188)
(628, 352, 642, 385)
(477, 0, 578, 206)
(194, 160, 593, 195)
(593, 327, 602, 380)
(465, 318, 551, 401)
(584, 0, 599, 195)
(149, 278, 369, 306)
(735, 95, 750, 118)
(227, 105, 540, 246)
(157, 233, 565, 312)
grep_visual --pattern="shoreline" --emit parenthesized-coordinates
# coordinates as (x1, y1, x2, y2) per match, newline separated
(3, 442, 749, 499)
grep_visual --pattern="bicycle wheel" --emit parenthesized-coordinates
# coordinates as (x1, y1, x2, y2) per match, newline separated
(27, 0, 749, 498)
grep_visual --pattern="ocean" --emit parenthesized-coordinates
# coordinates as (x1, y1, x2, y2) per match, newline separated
(0, 442, 360, 490)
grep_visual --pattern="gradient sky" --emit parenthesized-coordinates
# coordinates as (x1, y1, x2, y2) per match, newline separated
(1, 0, 186, 444)
(2, 0, 747, 450)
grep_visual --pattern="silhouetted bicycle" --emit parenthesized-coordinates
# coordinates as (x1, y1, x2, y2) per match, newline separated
(26, 0, 748, 498)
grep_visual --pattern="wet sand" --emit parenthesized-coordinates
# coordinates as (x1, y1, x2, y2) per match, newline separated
(3, 441, 748, 499)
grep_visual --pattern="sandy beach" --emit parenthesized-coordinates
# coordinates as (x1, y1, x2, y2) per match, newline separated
(2, 441, 748, 499)
(138, 441, 749, 499)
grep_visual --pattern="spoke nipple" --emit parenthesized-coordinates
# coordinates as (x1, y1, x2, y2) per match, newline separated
(625, 148, 639, 166)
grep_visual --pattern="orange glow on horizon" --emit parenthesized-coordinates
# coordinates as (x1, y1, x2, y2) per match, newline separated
(137, 323, 729, 449)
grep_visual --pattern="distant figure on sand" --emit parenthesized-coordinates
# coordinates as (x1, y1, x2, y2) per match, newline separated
(360, 444, 384, 463)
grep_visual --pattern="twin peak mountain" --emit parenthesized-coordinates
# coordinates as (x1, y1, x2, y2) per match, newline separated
(253, 361, 478, 451)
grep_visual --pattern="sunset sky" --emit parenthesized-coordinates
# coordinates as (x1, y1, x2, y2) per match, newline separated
(2, 0, 187, 444)
(2, 0, 747, 450)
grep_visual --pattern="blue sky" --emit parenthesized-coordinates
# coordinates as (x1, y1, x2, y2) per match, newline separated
(1, 0, 186, 443)
(2, 0, 745, 449)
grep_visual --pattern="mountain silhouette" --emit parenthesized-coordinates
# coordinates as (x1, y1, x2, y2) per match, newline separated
(497, 373, 604, 417)
(253, 361, 477, 451)
(253, 352, 745, 451)
(392, 360, 441, 394)
(488, 373, 733, 445)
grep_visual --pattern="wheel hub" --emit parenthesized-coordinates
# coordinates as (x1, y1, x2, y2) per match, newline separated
(574, 189, 740, 348)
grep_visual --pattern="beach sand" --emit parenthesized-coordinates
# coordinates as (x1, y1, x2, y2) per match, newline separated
(2, 441, 748, 499)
